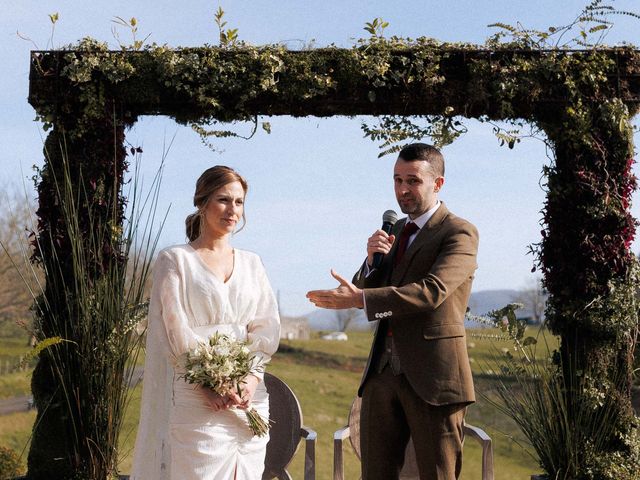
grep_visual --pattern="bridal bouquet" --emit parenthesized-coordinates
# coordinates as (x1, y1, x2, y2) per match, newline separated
(181, 333, 269, 437)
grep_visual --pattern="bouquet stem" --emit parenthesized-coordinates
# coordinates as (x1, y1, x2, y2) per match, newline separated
(244, 408, 269, 437)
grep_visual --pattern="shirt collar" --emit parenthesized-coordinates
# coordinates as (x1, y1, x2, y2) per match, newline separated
(407, 201, 441, 230)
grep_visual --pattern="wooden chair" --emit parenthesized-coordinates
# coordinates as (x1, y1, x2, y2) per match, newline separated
(333, 397, 494, 480)
(262, 372, 317, 480)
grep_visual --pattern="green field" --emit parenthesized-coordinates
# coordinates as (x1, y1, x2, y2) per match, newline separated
(0, 336, 33, 399)
(1, 330, 542, 479)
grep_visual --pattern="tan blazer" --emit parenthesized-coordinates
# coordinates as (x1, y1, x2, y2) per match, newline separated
(354, 203, 478, 406)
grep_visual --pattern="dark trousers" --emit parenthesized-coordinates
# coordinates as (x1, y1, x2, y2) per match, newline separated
(360, 366, 466, 480)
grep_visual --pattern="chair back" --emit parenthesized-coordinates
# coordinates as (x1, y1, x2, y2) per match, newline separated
(262, 372, 304, 479)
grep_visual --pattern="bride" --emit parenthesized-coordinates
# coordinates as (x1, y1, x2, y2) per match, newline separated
(130, 165, 281, 479)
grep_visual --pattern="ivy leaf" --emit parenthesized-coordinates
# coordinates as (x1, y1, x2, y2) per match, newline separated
(49, 13, 59, 24)
(227, 28, 239, 43)
(364, 17, 388, 37)
(261, 122, 271, 134)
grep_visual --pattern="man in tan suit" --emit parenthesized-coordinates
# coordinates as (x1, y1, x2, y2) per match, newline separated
(307, 143, 478, 480)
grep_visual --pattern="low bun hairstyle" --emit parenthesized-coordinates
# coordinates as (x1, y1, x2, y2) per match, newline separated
(185, 166, 249, 242)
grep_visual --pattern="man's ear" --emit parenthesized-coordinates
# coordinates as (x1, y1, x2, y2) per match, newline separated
(435, 176, 445, 191)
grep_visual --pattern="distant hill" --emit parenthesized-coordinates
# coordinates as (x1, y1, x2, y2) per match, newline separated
(303, 289, 535, 331)
(467, 289, 520, 315)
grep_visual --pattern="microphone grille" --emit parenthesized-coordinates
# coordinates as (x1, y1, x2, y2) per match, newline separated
(382, 209, 398, 225)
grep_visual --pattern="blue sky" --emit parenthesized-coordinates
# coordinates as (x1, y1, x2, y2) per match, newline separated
(2, 1, 639, 315)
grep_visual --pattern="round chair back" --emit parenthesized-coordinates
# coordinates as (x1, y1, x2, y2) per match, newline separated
(262, 372, 303, 479)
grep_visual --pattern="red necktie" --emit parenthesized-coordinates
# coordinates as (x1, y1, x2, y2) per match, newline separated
(387, 221, 419, 337)
(393, 221, 419, 266)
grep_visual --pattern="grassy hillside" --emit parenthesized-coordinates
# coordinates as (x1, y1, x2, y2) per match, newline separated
(1, 330, 543, 479)
(0, 337, 33, 399)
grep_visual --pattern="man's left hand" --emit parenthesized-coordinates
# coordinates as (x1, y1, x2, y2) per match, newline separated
(306, 269, 364, 309)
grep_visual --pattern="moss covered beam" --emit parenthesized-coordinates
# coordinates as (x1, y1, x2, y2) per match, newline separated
(29, 46, 640, 126)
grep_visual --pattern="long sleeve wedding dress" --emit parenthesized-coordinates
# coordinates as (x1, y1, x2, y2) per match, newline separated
(130, 245, 280, 480)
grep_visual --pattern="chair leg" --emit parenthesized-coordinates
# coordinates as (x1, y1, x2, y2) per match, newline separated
(333, 426, 350, 480)
(463, 424, 494, 480)
(333, 438, 345, 480)
(302, 426, 317, 480)
(481, 438, 494, 480)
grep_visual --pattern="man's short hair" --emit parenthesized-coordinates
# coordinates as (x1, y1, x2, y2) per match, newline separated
(398, 143, 445, 177)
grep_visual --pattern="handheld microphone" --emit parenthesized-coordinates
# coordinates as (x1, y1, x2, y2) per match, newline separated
(372, 210, 398, 269)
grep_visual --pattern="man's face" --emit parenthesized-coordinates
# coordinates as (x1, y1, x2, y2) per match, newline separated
(393, 158, 444, 219)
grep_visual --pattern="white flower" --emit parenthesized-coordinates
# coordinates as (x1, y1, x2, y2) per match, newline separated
(214, 344, 231, 357)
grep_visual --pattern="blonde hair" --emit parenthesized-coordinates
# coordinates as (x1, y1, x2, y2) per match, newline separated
(185, 166, 248, 241)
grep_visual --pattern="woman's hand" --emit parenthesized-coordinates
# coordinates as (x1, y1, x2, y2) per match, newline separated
(201, 387, 233, 411)
(228, 374, 260, 410)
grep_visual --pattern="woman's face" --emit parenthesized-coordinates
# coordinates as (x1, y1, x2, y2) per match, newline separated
(201, 180, 245, 238)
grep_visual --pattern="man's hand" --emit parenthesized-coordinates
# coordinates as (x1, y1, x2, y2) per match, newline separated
(306, 269, 364, 309)
(367, 230, 396, 266)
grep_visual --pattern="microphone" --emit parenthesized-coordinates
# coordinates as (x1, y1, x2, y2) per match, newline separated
(372, 210, 398, 269)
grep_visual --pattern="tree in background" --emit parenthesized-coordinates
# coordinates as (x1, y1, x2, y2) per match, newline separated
(335, 308, 360, 332)
(514, 276, 547, 324)
(0, 185, 41, 339)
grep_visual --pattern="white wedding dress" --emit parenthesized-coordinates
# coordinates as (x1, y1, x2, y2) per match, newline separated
(130, 245, 280, 480)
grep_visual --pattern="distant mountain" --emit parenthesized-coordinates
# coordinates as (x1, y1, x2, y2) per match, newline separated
(466, 289, 527, 328)
(303, 289, 533, 331)
(467, 289, 520, 315)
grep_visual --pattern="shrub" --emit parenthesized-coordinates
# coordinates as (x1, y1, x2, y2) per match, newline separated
(0, 446, 23, 479)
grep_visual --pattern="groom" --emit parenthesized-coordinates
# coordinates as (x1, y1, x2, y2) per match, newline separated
(307, 143, 478, 480)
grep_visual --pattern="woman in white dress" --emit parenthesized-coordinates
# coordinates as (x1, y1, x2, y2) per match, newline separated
(130, 165, 281, 480)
